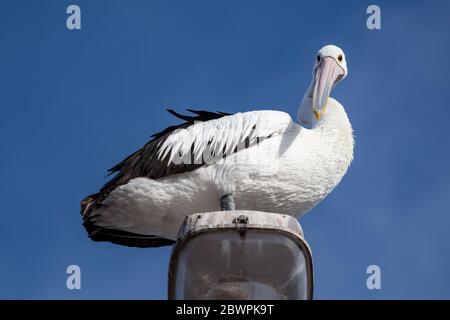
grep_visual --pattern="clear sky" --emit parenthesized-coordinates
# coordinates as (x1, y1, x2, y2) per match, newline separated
(1, 0, 449, 299)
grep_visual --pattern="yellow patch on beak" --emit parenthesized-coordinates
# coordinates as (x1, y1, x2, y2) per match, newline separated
(314, 111, 321, 120)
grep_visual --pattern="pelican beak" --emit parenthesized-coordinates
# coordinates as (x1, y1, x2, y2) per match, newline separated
(312, 57, 345, 120)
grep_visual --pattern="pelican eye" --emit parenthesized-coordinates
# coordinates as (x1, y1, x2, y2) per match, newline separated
(338, 54, 343, 62)
(316, 55, 321, 62)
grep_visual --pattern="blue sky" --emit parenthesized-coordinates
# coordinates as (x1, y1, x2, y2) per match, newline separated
(1, 0, 450, 299)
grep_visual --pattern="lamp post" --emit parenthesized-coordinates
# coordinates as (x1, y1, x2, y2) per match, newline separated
(168, 211, 313, 300)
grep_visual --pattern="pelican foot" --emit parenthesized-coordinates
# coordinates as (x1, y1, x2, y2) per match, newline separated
(220, 194, 236, 211)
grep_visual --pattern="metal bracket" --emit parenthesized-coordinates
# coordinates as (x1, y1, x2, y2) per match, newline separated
(233, 215, 249, 225)
(233, 215, 249, 237)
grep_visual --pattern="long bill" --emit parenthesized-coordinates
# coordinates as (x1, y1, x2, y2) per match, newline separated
(312, 57, 345, 120)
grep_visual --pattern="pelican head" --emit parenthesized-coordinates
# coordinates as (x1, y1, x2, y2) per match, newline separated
(310, 45, 347, 120)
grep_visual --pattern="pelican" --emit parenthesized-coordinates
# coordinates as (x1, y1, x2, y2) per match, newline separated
(81, 45, 354, 247)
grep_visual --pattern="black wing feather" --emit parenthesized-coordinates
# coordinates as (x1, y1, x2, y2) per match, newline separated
(81, 109, 232, 247)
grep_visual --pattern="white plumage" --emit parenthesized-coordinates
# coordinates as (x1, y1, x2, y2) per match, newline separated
(157, 110, 291, 165)
(82, 45, 354, 246)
